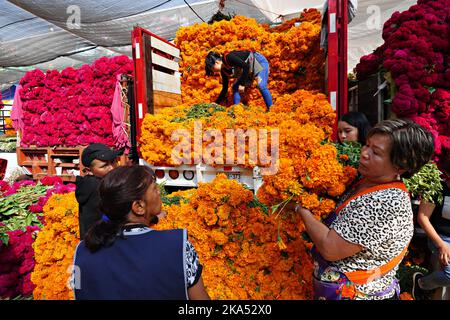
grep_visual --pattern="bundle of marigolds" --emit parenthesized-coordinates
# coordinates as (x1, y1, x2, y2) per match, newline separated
(155, 174, 314, 299)
(175, 10, 325, 107)
(255, 90, 357, 221)
(31, 192, 79, 300)
(141, 88, 357, 221)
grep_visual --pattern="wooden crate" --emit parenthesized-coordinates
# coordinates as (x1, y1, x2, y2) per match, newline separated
(145, 35, 181, 114)
(16, 147, 52, 177)
(17, 146, 128, 182)
(17, 146, 83, 182)
(50, 147, 84, 181)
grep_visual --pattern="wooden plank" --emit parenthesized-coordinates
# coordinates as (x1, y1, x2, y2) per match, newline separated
(151, 52, 179, 72)
(152, 69, 181, 94)
(144, 34, 154, 114)
(150, 36, 180, 58)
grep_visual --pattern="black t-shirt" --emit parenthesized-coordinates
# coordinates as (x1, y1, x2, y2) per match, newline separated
(75, 175, 102, 239)
(430, 180, 450, 236)
(216, 50, 252, 104)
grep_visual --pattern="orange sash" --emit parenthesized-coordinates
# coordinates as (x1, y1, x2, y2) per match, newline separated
(335, 179, 410, 285)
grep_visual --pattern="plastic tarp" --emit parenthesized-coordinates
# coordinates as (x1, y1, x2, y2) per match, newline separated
(0, 0, 416, 90)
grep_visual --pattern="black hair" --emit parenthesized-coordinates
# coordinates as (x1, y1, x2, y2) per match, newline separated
(340, 111, 372, 145)
(205, 51, 222, 76)
(84, 165, 157, 253)
(367, 119, 435, 179)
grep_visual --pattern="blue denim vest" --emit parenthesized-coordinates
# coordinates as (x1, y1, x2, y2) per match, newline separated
(74, 228, 188, 300)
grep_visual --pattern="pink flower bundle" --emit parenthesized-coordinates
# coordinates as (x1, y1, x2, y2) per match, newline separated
(354, 46, 384, 81)
(355, 0, 450, 158)
(19, 55, 133, 148)
(0, 180, 9, 194)
(3, 180, 36, 196)
(0, 226, 40, 298)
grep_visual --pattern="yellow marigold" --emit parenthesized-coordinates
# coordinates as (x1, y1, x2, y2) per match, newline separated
(154, 175, 314, 299)
(31, 193, 79, 300)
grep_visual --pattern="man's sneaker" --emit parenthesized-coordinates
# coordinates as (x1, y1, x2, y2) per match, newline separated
(412, 272, 433, 300)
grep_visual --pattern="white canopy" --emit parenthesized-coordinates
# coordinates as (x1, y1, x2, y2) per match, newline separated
(0, 0, 416, 90)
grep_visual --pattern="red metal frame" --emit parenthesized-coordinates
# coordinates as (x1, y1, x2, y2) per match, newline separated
(131, 26, 180, 138)
(327, 0, 348, 139)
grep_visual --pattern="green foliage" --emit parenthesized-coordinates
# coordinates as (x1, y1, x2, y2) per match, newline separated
(403, 162, 443, 204)
(171, 103, 226, 123)
(248, 196, 269, 215)
(159, 182, 189, 206)
(334, 141, 362, 168)
(0, 184, 48, 218)
(0, 183, 49, 245)
(162, 195, 187, 206)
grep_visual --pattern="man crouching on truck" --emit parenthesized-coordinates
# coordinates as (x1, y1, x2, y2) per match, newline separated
(205, 50, 273, 111)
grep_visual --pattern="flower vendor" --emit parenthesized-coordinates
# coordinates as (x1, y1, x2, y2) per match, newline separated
(205, 50, 273, 110)
(73, 165, 210, 300)
(287, 119, 434, 299)
(75, 143, 122, 239)
(337, 111, 372, 145)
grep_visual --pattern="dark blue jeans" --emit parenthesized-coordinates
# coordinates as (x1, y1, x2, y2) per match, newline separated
(232, 52, 273, 109)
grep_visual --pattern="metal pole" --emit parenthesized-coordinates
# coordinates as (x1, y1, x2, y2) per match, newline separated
(127, 78, 139, 164)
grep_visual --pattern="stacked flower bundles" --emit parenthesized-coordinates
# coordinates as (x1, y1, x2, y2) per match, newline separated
(155, 174, 315, 299)
(19, 55, 133, 147)
(355, 0, 450, 158)
(140, 90, 357, 299)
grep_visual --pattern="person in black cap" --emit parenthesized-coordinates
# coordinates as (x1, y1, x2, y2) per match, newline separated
(75, 143, 122, 239)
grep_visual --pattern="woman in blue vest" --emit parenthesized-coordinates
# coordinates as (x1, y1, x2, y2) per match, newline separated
(73, 165, 210, 300)
(205, 50, 273, 111)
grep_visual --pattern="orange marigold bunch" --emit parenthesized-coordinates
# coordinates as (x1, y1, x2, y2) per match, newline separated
(4, 118, 16, 136)
(31, 193, 79, 300)
(155, 174, 314, 299)
(257, 91, 358, 219)
(140, 103, 271, 168)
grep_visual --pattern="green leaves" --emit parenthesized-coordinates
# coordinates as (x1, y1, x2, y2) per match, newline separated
(0, 184, 48, 217)
(0, 183, 49, 246)
(248, 196, 269, 215)
(403, 162, 443, 204)
(171, 103, 227, 123)
(334, 141, 362, 168)
(161, 195, 187, 206)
